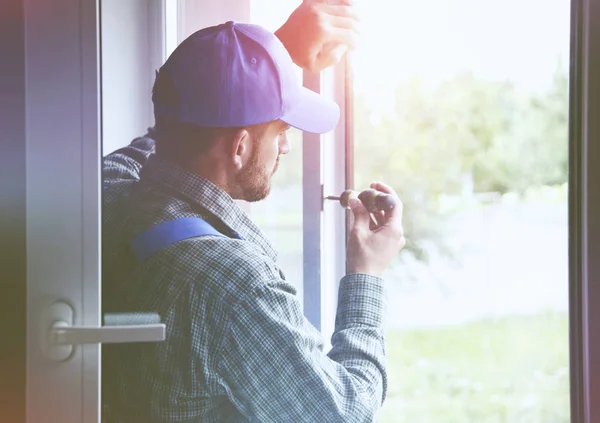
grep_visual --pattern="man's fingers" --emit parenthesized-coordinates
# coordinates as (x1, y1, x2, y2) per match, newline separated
(325, 15, 362, 35)
(321, 27, 359, 49)
(315, 43, 347, 69)
(321, 4, 360, 21)
(370, 181, 399, 197)
(348, 197, 372, 232)
(370, 181, 403, 220)
(321, 0, 355, 6)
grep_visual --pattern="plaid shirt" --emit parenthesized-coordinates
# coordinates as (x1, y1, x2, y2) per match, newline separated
(102, 132, 388, 423)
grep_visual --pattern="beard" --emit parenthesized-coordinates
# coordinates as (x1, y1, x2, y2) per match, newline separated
(234, 149, 279, 203)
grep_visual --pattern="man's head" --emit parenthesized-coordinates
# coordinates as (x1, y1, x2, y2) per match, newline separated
(152, 21, 340, 201)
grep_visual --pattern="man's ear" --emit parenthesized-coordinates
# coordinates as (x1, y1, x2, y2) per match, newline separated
(230, 128, 252, 170)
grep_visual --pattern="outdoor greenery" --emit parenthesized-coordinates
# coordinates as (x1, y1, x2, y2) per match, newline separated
(380, 312, 570, 423)
(356, 68, 570, 421)
(353, 62, 569, 260)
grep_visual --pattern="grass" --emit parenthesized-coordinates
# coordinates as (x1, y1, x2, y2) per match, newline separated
(380, 312, 570, 423)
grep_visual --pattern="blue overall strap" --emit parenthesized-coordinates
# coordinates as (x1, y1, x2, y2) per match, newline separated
(130, 217, 231, 263)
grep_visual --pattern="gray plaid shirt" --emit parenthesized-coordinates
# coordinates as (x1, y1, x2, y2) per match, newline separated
(102, 132, 387, 423)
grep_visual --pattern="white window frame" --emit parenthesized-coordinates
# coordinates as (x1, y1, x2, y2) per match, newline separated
(303, 62, 348, 339)
(300, 71, 323, 330)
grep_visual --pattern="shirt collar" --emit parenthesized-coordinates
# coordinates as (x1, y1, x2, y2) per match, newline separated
(140, 155, 278, 262)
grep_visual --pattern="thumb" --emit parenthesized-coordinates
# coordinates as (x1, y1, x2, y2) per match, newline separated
(348, 197, 371, 227)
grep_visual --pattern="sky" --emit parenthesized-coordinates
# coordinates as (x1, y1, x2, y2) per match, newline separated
(251, 0, 571, 99)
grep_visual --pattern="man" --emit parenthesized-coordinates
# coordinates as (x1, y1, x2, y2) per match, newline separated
(102, 0, 360, 251)
(103, 6, 405, 423)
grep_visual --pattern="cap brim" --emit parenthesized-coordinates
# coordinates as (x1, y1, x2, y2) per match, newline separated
(280, 87, 340, 135)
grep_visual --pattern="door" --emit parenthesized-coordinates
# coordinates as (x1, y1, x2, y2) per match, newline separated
(24, 1, 165, 422)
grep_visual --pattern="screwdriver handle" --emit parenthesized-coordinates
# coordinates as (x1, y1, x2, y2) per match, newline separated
(338, 189, 397, 213)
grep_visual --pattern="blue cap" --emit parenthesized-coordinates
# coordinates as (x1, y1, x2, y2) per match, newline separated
(153, 21, 340, 134)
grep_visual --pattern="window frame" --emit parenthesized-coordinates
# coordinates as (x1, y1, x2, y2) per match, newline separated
(300, 63, 347, 338)
(301, 70, 324, 329)
(318, 61, 351, 340)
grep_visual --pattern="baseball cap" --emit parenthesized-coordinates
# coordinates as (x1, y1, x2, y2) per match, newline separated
(153, 21, 340, 134)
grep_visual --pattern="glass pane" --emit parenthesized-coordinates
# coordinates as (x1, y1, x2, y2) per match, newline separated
(352, 1, 571, 421)
(248, 0, 305, 305)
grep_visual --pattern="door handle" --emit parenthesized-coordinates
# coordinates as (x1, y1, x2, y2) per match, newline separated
(52, 321, 165, 345)
(42, 301, 166, 362)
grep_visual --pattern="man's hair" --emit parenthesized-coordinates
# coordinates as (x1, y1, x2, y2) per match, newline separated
(152, 71, 271, 164)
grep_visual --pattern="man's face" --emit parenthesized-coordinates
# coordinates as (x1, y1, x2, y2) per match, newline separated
(235, 121, 291, 202)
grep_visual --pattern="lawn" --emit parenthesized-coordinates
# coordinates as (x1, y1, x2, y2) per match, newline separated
(380, 312, 570, 423)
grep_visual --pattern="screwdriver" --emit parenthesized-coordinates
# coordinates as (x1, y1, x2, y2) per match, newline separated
(325, 189, 397, 213)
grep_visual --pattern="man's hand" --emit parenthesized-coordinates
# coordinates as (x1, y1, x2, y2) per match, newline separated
(346, 182, 406, 278)
(275, 0, 360, 74)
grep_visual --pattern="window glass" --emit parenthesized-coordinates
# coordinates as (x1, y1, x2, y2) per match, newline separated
(351, 1, 571, 421)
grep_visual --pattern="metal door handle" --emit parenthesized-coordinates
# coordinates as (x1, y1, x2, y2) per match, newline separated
(42, 301, 166, 362)
(51, 322, 165, 345)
